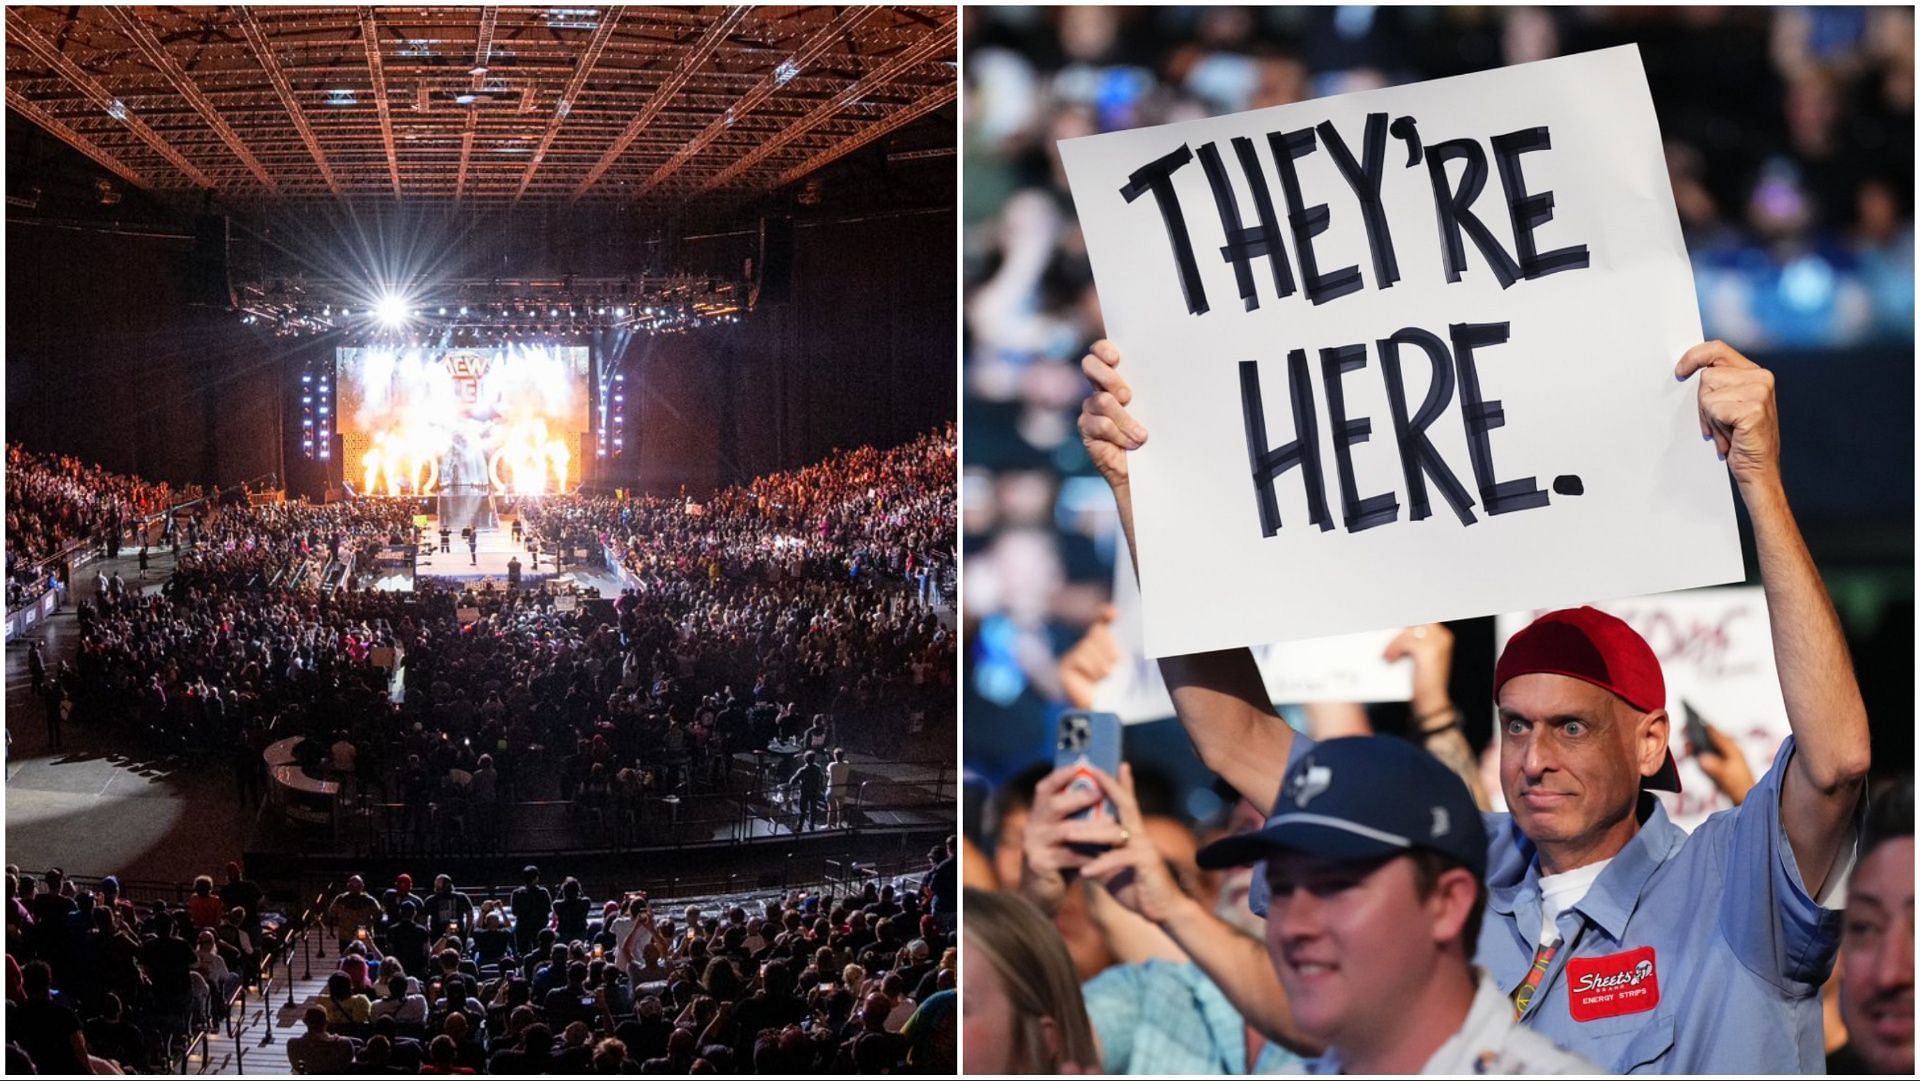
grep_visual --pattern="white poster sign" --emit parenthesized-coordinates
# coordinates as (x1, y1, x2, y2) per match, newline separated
(1493, 586, 1788, 832)
(1058, 47, 1743, 658)
(1095, 534, 1412, 722)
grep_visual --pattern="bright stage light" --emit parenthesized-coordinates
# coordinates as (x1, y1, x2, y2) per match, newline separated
(376, 294, 410, 327)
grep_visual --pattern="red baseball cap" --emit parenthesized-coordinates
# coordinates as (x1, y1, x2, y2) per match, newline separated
(1494, 606, 1680, 792)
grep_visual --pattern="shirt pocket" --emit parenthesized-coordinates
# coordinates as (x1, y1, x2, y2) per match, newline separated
(1616, 1015, 1675, 1073)
(1558, 1010, 1676, 1073)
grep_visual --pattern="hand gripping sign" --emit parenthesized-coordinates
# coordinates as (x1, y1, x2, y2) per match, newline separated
(1058, 46, 1742, 658)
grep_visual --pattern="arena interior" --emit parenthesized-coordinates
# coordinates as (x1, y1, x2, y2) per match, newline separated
(5, 6, 957, 1074)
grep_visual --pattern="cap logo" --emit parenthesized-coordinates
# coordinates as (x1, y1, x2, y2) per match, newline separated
(1430, 807, 1450, 837)
(1290, 763, 1332, 807)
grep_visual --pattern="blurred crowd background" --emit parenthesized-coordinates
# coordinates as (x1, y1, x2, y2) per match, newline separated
(961, 6, 1914, 834)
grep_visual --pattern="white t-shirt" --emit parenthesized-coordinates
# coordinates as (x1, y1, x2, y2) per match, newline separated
(1293, 970, 1599, 1074)
(1536, 858, 1612, 946)
(610, 915, 643, 963)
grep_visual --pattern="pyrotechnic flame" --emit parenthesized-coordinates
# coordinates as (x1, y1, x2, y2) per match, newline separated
(487, 417, 570, 495)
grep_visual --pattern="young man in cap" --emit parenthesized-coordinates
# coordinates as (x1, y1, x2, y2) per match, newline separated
(1034, 745, 1590, 1073)
(1077, 339, 1869, 1072)
(1196, 736, 1591, 1073)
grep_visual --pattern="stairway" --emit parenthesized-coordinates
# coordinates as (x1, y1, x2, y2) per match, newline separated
(182, 933, 337, 1075)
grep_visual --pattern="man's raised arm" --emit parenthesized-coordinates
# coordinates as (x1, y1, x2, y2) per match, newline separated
(1678, 341, 1871, 895)
(1080, 340, 1295, 811)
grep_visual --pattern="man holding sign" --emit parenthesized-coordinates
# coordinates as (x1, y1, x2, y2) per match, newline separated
(1066, 49, 1869, 1075)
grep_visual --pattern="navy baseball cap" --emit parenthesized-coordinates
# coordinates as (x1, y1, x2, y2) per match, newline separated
(1198, 736, 1488, 888)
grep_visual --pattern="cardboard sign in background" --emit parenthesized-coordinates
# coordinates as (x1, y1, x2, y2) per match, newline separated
(1493, 585, 1790, 832)
(1058, 47, 1743, 658)
(1094, 534, 1412, 722)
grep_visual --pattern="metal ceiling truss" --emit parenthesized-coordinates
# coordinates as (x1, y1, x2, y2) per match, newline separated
(634, 5, 875, 198)
(236, 6, 341, 194)
(454, 5, 497, 198)
(569, 4, 751, 200)
(4, 5, 955, 206)
(697, 8, 957, 193)
(5, 85, 151, 189)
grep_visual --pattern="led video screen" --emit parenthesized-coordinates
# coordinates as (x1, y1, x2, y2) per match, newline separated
(336, 345, 590, 496)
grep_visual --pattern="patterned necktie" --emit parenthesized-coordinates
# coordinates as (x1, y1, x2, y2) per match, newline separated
(1512, 941, 1559, 1019)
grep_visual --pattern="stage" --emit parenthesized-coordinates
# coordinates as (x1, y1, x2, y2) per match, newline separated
(412, 512, 627, 596)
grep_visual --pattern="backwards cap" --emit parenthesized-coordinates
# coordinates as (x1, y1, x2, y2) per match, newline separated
(1494, 606, 1679, 792)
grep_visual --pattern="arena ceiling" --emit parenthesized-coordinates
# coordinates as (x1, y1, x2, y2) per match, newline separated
(3, 5, 956, 206)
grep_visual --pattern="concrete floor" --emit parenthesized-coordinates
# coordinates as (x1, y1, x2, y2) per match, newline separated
(4, 548, 253, 883)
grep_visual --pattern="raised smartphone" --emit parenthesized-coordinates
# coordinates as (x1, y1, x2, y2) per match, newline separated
(1054, 711, 1123, 850)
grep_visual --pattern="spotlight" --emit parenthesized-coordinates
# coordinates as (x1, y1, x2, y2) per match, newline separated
(615, 307, 627, 317)
(376, 294, 410, 327)
(459, 306, 468, 316)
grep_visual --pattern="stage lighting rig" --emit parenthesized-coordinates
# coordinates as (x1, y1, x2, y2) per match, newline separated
(235, 274, 748, 338)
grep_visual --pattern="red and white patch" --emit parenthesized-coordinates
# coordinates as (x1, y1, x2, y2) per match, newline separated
(1566, 947, 1660, 1022)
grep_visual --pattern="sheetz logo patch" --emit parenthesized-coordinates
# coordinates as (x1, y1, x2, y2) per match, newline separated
(1566, 946, 1659, 1022)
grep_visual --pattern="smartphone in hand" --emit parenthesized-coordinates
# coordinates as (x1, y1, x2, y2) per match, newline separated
(1681, 699, 1713, 757)
(1054, 711, 1123, 852)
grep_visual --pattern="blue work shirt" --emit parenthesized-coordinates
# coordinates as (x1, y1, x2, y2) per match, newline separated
(1479, 734, 1849, 1073)
(1084, 959, 1301, 1075)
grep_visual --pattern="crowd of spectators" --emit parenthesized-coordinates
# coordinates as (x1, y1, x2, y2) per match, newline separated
(961, 5, 1914, 780)
(4, 443, 201, 609)
(8, 425, 961, 1070)
(5, 862, 275, 1074)
(963, 607, 1913, 1074)
(520, 424, 959, 774)
(5, 855, 960, 1074)
(46, 496, 416, 767)
(168, 499, 418, 595)
(529, 424, 957, 609)
(31, 427, 954, 851)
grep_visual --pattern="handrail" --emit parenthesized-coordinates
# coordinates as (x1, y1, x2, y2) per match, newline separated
(352, 780, 952, 857)
(301, 854, 930, 925)
(177, 968, 248, 1075)
(287, 882, 335, 993)
(5, 534, 89, 613)
(5, 467, 279, 592)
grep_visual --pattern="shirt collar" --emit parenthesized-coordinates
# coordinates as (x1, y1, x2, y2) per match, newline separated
(1487, 794, 1684, 941)
(1572, 795, 1685, 940)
